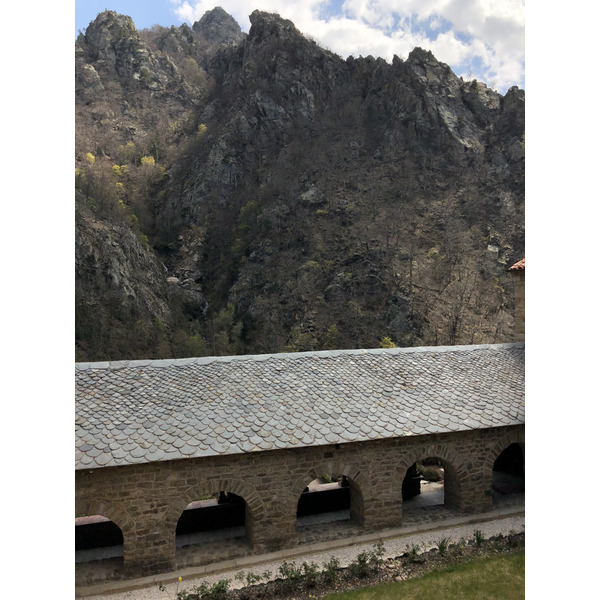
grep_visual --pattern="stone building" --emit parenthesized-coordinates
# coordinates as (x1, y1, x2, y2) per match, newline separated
(75, 341, 524, 586)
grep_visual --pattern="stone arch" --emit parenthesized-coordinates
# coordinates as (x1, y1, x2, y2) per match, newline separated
(484, 429, 525, 473)
(165, 478, 266, 547)
(292, 461, 369, 527)
(485, 430, 525, 502)
(76, 498, 131, 533)
(395, 443, 467, 510)
(75, 498, 132, 565)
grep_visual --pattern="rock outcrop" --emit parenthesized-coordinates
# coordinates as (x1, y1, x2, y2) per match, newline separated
(193, 6, 246, 45)
(75, 201, 172, 360)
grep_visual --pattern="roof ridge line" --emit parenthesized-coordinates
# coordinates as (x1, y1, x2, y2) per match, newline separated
(75, 342, 524, 371)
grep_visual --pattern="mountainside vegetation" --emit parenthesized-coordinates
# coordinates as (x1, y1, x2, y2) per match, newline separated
(75, 8, 524, 362)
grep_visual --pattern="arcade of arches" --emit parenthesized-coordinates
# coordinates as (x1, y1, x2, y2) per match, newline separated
(76, 424, 524, 586)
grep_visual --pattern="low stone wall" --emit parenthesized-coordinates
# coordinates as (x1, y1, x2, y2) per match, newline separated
(75, 424, 524, 579)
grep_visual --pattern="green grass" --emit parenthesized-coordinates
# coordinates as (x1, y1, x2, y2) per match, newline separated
(323, 551, 524, 600)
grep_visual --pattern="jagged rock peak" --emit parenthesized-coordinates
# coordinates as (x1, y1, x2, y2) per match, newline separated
(77, 10, 145, 67)
(504, 85, 525, 103)
(407, 47, 439, 65)
(192, 6, 245, 45)
(248, 10, 299, 40)
(76, 9, 182, 95)
(405, 46, 457, 83)
(81, 10, 138, 45)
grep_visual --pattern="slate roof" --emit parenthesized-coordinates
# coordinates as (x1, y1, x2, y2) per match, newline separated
(75, 343, 525, 471)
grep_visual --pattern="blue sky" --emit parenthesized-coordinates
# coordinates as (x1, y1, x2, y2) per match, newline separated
(76, 0, 180, 34)
(75, 0, 525, 94)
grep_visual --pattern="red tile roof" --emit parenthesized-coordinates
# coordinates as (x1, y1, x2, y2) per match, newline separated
(509, 258, 525, 270)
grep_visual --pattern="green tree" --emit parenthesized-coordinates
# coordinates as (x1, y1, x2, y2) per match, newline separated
(208, 304, 244, 356)
(379, 336, 397, 348)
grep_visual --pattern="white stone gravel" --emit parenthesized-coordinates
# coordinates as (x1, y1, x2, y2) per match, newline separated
(80, 514, 524, 600)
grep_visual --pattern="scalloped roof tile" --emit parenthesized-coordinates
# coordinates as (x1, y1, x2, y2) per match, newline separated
(76, 343, 524, 470)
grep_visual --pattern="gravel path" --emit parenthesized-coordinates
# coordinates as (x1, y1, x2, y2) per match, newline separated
(80, 513, 524, 600)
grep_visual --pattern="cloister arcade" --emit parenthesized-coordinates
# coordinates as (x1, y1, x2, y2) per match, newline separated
(76, 342, 524, 588)
(76, 428, 524, 587)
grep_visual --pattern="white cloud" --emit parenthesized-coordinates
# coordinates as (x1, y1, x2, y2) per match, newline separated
(171, 0, 324, 31)
(170, 0, 524, 92)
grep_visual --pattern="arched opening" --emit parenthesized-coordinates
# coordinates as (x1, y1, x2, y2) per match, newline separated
(401, 456, 459, 522)
(75, 514, 124, 562)
(297, 475, 351, 524)
(493, 443, 525, 504)
(175, 491, 251, 568)
(402, 458, 444, 506)
(75, 514, 124, 584)
(296, 473, 364, 543)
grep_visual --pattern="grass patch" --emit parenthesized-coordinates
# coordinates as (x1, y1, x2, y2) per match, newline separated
(322, 551, 524, 600)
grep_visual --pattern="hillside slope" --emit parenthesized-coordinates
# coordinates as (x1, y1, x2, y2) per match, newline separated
(75, 8, 524, 361)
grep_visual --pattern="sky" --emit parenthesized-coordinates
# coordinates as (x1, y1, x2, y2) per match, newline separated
(75, 0, 525, 94)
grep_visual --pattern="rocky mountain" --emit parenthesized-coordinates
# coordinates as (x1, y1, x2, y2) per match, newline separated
(75, 8, 524, 362)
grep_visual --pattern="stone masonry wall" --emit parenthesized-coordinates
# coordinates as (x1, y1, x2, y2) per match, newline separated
(75, 424, 524, 578)
(512, 270, 525, 341)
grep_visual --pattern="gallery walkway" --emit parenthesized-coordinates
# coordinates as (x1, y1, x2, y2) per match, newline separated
(76, 490, 524, 599)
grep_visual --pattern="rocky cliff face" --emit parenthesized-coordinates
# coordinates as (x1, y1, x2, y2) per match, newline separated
(76, 200, 171, 359)
(75, 9, 524, 361)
